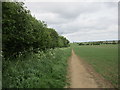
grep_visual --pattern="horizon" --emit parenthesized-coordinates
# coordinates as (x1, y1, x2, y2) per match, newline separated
(71, 39, 119, 43)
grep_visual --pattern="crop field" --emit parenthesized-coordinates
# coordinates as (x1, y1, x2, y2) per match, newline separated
(71, 44, 118, 87)
(3, 48, 71, 88)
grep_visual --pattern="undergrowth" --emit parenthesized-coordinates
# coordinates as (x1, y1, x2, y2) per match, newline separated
(3, 48, 71, 88)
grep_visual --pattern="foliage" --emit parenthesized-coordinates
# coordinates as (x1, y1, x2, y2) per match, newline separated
(76, 40, 118, 46)
(2, 2, 70, 59)
(3, 48, 71, 88)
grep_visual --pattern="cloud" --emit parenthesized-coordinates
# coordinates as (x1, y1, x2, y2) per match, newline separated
(23, 0, 119, 2)
(24, 2, 118, 42)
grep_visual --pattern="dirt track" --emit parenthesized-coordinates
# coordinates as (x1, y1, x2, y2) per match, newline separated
(68, 49, 113, 88)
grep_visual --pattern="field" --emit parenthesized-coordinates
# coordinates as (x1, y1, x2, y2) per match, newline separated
(71, 44, 118, 88)
(2, 2, 119, 88)
(3, 48, 71, 88)
(3, 44, 118, 88)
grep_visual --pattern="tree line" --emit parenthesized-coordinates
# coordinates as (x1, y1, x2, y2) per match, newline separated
(2, 2, 70, 59)
(76, 40, 118, 46)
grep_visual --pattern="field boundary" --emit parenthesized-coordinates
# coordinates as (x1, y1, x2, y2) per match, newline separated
(65, 55, 72, 88)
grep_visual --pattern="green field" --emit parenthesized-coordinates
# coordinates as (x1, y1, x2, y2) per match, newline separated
(3, 48, 71, 88)
(71, 44, 118, 88)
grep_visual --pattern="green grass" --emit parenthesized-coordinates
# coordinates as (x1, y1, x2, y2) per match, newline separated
(3, 47, 71, 88)
(71, 44, 118, 88)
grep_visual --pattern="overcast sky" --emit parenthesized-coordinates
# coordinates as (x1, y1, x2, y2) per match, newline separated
(24, 1, 118, 42)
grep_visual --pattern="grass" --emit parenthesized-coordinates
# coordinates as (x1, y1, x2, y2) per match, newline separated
(3, 47, 71, 88)
(71, 43, 118, 88)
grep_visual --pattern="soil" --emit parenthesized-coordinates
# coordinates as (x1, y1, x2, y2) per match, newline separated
(67, 49, 114, 88)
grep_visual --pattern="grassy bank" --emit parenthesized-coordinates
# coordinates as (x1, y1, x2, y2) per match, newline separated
(3, 47, 71, 88)
(71, 44, 118, 88)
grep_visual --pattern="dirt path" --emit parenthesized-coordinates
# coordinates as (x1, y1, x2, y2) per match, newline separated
(68, 49, 113, 88)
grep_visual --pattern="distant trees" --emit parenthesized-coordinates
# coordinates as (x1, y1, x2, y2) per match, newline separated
(2, 2, 70, 59)
(77, 40, 118, 46)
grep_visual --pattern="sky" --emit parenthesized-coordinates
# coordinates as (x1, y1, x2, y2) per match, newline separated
(24, 0, 118, 42)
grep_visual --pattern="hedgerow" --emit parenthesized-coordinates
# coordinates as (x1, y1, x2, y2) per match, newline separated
(2, 2, 70, 59)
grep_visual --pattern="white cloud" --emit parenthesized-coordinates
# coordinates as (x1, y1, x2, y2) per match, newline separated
(24, 2, 118, 42)
(23, 0, 119, 2)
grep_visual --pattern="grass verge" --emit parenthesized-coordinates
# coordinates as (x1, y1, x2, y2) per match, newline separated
(3, 47, 71, 88)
